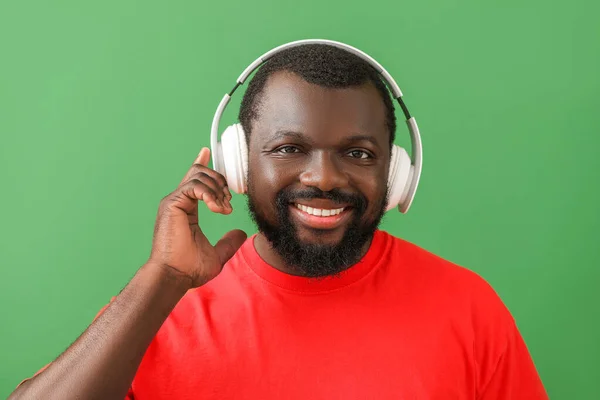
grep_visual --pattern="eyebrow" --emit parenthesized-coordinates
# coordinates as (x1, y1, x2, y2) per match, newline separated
(342, 134, 380, 148)
(268, 130, 308, 143)
(267, 130, 381, 149)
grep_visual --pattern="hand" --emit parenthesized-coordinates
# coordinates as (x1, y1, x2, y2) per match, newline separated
(148, 147, 247, 288)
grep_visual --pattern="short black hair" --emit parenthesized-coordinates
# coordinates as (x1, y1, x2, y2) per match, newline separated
(238, 44, 397, 147)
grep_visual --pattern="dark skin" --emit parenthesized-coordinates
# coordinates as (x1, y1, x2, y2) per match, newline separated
(250, 71, 391, 274)
(8, 71, 391, 399)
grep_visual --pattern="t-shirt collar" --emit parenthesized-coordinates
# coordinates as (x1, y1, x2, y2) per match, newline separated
(239, 230, 390, 293)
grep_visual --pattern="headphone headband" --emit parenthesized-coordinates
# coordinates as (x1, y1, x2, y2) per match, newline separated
(236, 39, 402, 98)
(210, 39, 423, 213)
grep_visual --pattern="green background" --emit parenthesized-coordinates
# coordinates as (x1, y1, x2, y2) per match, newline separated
(1, 0, 598, 398)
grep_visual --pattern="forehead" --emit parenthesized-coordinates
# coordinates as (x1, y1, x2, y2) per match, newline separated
(251, 71, 389, 144)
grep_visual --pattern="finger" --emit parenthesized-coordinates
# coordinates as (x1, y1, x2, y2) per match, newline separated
(178, 148, 229, 199)
(194, 148, 231, 199)
(171, 179, 221, 214)
(214, 229, 248, 266)
(189, 180, 225, 213)
(186, 172, 231, 211)
(177, 147, 210, 187)
(193, 167, 232, 200)
(179, 167, 231, 202)
(181, 165, 231, 198)
(196, 147, 211, 167)
(187, 179, 233, 215)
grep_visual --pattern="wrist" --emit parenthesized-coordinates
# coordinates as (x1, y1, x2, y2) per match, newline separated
(140, 261, 193, 297)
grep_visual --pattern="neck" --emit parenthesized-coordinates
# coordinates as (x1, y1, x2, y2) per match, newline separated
(253, 232, 374, 277)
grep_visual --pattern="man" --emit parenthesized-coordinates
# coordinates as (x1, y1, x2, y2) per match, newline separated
(10, 43, 548, 399)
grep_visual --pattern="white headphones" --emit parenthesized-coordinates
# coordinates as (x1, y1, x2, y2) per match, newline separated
(210, 39, 423, 213)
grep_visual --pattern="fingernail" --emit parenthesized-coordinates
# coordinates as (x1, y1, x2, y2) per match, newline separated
(224, 197, 232, 209)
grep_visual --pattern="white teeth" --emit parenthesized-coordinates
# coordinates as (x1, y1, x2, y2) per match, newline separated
(295, 204, 345, 217)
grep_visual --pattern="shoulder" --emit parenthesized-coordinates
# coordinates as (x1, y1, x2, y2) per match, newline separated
(382, 231, 495, 288)
(381, 230, 514, 324)
(382, 231, 521, 371)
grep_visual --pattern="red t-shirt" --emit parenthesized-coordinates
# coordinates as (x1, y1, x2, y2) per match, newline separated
(26, 230, 548, 399)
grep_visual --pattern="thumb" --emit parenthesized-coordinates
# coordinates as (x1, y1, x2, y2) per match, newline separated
(214, 229, 248, 266)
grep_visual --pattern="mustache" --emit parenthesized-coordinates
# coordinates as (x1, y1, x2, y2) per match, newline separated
(275, 187, 368, 213)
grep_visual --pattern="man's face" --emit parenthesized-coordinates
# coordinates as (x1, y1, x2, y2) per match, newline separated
(246, 71, 390, 277)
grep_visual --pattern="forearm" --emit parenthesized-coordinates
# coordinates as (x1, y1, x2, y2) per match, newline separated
(9, 262, 191, 400)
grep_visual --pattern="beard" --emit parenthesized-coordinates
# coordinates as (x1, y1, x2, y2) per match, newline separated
(247, 179, 388, 278)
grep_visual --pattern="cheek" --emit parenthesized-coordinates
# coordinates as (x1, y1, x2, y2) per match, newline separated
(252, 161, 279, 189)
(353, 171, 388, 212)
(247, 155, 289, 215)
(248, 151, 299, 192)
(248, 154, 273, 193)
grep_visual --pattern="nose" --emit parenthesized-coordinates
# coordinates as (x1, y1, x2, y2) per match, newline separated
(299, 151, 349, 192)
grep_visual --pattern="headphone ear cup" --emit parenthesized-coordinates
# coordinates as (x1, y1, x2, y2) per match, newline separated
(386, 145, 412, 212)
(236, 124, 248, 194)
(220, 123, 248, 194)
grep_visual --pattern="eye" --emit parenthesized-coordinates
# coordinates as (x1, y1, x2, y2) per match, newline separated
(347, 149, 371, 159)
(275, 145, 301, 154)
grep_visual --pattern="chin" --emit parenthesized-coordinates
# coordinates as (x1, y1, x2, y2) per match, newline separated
(294, 226, 347, 246)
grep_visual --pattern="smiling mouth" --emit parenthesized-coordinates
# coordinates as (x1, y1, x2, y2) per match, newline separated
(293, 203, 347, 217)
(289, 202, 353, 230)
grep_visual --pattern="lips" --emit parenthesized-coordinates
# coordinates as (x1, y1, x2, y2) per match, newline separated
(294, 203, 345, 217)
(289, 202, 353, 230)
